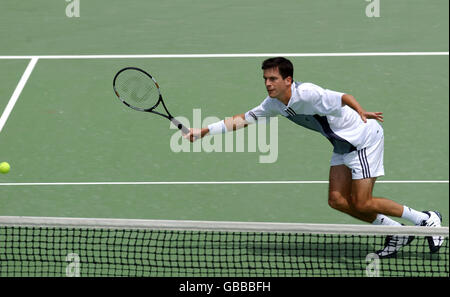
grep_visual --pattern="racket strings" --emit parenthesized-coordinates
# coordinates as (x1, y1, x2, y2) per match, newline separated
(115, 70, 159, 109)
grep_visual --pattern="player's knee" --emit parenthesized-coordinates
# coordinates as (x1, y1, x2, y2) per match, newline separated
(350, 200, 372, 214)
(328, 192, 346, 210)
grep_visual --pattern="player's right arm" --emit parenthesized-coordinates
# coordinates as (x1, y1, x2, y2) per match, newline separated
(184, 113, 249, 142)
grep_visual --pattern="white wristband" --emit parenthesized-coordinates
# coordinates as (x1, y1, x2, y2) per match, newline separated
(207, 120, 227, 135)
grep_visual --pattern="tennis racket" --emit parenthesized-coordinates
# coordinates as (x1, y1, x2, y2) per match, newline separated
(113, 67, 189, 135)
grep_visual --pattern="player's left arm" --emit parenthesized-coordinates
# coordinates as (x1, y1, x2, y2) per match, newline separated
(341, 94, 384, 123)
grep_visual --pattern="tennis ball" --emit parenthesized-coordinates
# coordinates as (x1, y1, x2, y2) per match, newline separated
(0, 162, 10, 174)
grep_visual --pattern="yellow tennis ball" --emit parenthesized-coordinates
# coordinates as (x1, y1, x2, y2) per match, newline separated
(0, 162, 10, 174)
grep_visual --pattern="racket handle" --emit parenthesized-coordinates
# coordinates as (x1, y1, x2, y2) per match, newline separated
(170, 118, 190, 135)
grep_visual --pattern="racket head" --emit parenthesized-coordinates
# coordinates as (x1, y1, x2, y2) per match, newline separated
(113, 67, 162, 112)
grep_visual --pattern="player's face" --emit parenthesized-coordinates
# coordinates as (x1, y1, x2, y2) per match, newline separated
(263, 67, 292, 100)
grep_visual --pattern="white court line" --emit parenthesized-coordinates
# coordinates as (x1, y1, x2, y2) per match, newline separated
(0, 180, 448, 186)
(0, 52, 448, 60)
(0, 57, 39, 132)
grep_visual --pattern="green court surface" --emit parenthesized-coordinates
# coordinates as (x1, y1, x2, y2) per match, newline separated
(1, 0, 448, 55)
(0, 60, 30, 115)
(0, 2, 448, 228)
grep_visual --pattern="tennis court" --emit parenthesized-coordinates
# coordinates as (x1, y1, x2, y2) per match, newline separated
(0, 0, 448, 277)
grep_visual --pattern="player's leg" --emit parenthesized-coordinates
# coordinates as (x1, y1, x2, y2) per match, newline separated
(328, 154, 397, 224)
(328, 165, 375, 223)
(348, 177, 414, 257)
(348, 137, 429, 225)
(349, 135, 445, 255)
(350, 177, 417, 257)
(353, 180, 439, 235)
(350, 177, 404, 217)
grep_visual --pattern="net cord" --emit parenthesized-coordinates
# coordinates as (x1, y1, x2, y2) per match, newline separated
(0, 216, 448, 237)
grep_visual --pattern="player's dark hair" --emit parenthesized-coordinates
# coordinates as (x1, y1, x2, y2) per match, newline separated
(261, 57, 294, 80)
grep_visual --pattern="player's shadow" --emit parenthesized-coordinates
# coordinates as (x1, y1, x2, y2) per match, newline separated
(245, 239, 445, 276)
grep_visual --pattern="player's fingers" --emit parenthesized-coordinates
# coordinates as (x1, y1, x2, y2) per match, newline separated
(183, 129, 193, 140)
(189, 131, 199, 142)
(372, 112, 383, 120)
(371, 113, 384, 122)
(184, 128, 202, 142)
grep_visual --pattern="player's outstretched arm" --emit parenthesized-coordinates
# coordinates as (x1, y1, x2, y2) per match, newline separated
(341, 94, 384, 123)
(184, 113, 249, 142)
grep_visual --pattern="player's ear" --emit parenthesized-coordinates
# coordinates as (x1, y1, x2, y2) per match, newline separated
(286, 76, 293, 84)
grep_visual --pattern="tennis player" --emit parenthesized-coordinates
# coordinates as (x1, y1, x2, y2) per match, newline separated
(185, 57, 444, 257)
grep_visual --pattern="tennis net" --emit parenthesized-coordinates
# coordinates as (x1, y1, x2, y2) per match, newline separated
(0, 216, 448, 277)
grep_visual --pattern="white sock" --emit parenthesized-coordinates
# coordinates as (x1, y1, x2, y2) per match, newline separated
(372, 214, 402, 226)
(401, 206, 429, 225)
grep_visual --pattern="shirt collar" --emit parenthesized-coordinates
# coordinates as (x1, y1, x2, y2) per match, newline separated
(285, 82, 296, 107)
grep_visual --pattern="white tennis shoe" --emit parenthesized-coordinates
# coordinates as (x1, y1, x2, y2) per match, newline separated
(376, 231, 415, 258)
(420, 211, 444, 253)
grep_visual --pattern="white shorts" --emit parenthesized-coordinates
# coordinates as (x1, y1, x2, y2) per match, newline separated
(330, 136, 385, 180)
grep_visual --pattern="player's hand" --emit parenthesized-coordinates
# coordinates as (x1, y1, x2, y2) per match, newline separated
(359, 111, 384, 123)
(184, 128, 203, 142)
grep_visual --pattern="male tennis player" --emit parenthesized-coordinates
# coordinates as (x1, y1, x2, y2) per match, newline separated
(185, 57, 444, 257)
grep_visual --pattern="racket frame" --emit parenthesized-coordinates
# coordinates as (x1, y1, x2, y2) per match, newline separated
(113, 67, 189, 134)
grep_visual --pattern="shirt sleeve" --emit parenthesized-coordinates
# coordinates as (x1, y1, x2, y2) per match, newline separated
(322, 89, 344, 117)
(298, 83, 344, 117)
(244, 98, 278, 123)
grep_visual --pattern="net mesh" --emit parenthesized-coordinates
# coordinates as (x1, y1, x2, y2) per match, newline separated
(0, 217, 448, 277)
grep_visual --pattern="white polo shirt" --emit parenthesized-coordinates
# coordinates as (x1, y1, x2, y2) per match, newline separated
(244, 82, 383, 153)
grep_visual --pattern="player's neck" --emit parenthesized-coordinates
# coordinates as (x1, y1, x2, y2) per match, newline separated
(278, 85, 292, 105)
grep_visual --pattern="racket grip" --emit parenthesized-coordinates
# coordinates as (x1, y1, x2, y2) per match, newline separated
(171, 118, 190, 135)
